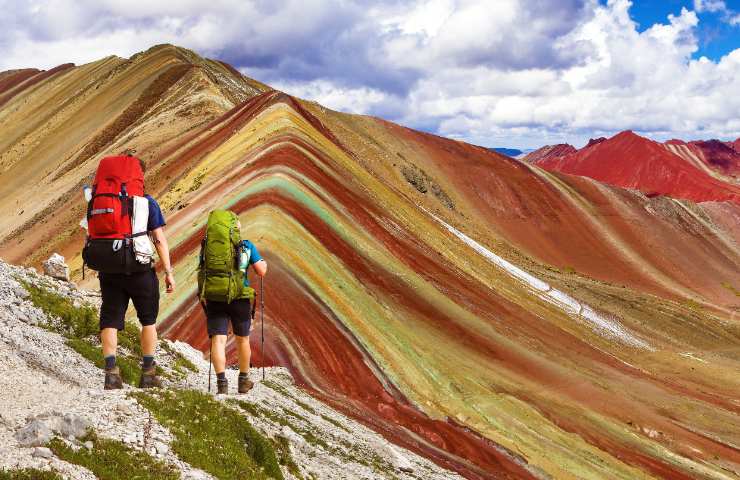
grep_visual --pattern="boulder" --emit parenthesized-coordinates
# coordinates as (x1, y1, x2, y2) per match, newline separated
(42, 253, 70, 281)
(57, 413, 91, 439)
(15, 419, 53, 447)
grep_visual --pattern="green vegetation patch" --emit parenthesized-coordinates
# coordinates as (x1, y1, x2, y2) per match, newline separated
(160, 341, 198, 377)
(230, 399, 329, 451)
(320, 413, 350, 432)
(133, 389, 283, 480)
(19, 280, 98, 338)
(230, 400, 394, 476)
(273, 435, 303, 480)
(49, 432, 178, 480)
(18, 280, 145, 385)
(399, 164, 455, 210)
(0, 469, 62, 480)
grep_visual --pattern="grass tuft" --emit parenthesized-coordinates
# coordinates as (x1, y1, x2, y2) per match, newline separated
(49, 432, 178, 480)
(18, 280, 147, 385)
(230, 399, 329, 450)
(133, 389, 284, 480)
(273, 435, 303, 479)
(160, 341, 198, 376)
(19, 280, 98, 338)
(0, 469, 62, 480)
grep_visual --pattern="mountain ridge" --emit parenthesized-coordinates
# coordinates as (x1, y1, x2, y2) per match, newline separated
(524, 130, 740, 203)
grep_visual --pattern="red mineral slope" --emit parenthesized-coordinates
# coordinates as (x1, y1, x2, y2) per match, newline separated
(681, 139, 740, 177)
(535, 130, 740, 203)
(521, 143, 575, 163)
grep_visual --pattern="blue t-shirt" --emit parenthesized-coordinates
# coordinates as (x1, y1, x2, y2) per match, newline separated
(241, 240, 263, 287)
(145, 195, 166, 232)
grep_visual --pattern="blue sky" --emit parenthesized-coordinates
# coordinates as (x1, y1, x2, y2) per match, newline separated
(1, 0, 738, 149)
(628, 0, 739, 59)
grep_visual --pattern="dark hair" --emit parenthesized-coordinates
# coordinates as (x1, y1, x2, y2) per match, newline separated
(120, 148, 144, 173)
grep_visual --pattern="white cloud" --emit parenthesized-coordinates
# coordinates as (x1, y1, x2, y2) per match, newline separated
(694, 0, 727, 13)
(693, 0, 740, 26)
(269, 79, 389, 115)
(0, 0, 738, 148)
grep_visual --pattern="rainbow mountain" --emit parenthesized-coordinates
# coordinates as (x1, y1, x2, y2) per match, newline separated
(1, 45, 739, 479)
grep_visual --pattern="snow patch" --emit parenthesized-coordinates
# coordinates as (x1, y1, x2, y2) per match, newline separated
(429, 213, 652, 350)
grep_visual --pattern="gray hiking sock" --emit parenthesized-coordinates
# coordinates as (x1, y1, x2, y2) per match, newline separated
(239, 371, 248, 378)
(142, 355, 154, 369)
(104, 355, 116, 370)
(216, 372, 226, 381)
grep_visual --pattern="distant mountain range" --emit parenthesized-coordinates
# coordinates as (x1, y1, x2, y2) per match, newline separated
(522, 131, 740, 203)
(489, 147, 534, 157)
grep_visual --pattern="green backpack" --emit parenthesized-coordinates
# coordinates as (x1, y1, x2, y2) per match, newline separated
(197, 210, 255, 303)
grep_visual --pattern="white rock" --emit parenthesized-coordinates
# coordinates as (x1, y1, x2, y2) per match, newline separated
(155, 442, 170, 455)
(42, 253, 70, 282)
(32, 447, 53, 459)
(15, 419, 53, 447)
(58, 413, 91, 439)
(13, 285, 29, 299)
(182, 470, 211, 480)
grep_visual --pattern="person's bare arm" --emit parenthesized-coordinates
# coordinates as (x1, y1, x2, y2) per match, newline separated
(151, 227, 176, 293)
(253, 259, 267, 277)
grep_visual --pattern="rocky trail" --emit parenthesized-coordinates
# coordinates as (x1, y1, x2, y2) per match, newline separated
(0, 258, 461, 480)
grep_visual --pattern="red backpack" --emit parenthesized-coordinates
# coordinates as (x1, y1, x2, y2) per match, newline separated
(82, 155, 151, 274)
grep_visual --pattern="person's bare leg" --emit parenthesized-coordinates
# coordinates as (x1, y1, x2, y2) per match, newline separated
(101, 328, 118, 357)
(236, 335, 253, 393)
(211, 335, 227, 374)
(140, 325, 157, 356)
(236, 336, 251, 373)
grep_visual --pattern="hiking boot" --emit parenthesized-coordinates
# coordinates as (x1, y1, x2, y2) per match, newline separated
(217, 378, 228, 395)
(139, 364, 162, 389)
(238, 375, 254, 394)
(104, 367, 123, 390)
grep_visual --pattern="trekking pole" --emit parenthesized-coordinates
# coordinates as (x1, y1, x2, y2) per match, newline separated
(260, 276, 265, 381)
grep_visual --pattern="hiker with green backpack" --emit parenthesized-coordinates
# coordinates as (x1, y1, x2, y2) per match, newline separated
(197, 210, 267, 394)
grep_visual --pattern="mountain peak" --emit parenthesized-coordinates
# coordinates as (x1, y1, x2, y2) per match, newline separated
(522, 143, 576, 163)
(585, 137, 607, 148)
(612, 129, 643, 141)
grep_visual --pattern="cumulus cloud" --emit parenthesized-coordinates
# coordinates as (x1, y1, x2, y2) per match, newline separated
(0, 0, 738, 148)
(693, 0, 740, 25)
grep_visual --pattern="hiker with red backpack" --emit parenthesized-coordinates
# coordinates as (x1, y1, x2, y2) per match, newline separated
(197, 210, 267, 394)
(82, 152, 175, 390)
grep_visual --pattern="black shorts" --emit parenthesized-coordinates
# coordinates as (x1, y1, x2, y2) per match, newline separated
(205, 299, 252, 337)
(99, 269, 159, 331)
